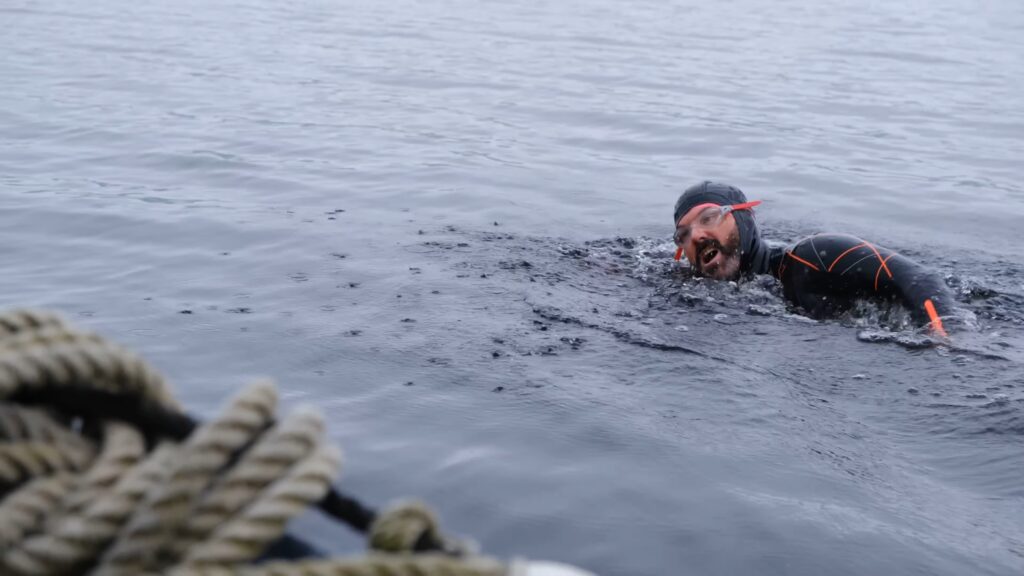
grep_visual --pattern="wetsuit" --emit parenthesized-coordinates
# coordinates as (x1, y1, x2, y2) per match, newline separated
(674, 182, 957, 334)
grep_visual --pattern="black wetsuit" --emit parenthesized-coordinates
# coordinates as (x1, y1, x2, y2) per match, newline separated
(763, 234, 955, 327)
(674, 182, 956, 333)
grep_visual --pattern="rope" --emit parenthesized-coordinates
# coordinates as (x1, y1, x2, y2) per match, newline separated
(0, 309, 588, 576)
(370, 500, 457, 554)
(57, 422, 145, 519)
(0, 473, 73, 550)
(171, 410, 325, 557)
(0, 440, 95, 494)
(0, 309, 68, 337)
(0, 325, 178, 409)
(168, 554, 507, 576)
(0, 404, 95, 453)
(96, 383, 278, 574)
(174, 443, 340, 568)
(1, 444, 178, 576)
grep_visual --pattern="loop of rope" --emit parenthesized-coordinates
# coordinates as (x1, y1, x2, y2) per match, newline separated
(174, 443, 341, 569)
(2, 444, 178, 575)
(370, 500, 460, 554)
(0, 325, 178, 409)
(172, 410, 325, 557)
(97, 383, 278, 573)
(0, 309, 584, 576)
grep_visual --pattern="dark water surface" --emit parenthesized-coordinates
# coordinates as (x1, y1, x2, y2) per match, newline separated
(3, 0, 1024, 574)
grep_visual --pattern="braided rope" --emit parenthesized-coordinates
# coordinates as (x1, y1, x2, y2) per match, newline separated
(0, 327, 177, 408)
(0, 439, 95, 494)
(95, 383, 278, 574)
(0, 404, 95, 452)
(170, 410, 324, 558)
(1, 444, 177, 576)
(0, 473, 74, 550)
(0, 325, 104, 352)
(0, 310, 68, 338)
(0, 309, 576, 576)
(370, 501, 444, 553)
(58, 422, 145, 518)
(175, 443, 341, 568)
(168, 554, 507, 576)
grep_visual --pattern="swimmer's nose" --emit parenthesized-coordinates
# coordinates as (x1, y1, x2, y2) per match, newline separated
(690, 227, 712, 247)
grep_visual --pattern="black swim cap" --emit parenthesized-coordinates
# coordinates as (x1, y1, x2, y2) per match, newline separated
(672, 181, 749, 224)
(672, 181, 770, 275)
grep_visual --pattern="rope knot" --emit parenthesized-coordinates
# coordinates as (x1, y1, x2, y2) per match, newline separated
(369, 500, 473, 555)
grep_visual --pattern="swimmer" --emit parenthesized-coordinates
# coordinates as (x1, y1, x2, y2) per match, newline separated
(672, 181, 956, 337)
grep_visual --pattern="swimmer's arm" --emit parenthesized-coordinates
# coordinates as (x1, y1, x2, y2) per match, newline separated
(785, 235, 956, 337)
(881, 256, 957, 337)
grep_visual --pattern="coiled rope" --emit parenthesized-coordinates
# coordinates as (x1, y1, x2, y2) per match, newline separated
(0, 309, 591, 576)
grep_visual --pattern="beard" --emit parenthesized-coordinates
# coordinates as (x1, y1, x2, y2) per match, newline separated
(695, 229, 742, 280)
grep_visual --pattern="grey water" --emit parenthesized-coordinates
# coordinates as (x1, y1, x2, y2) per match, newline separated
(2, 0, 1024, 574)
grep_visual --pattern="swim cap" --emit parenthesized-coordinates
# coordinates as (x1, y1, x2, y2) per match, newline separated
(672, 181, 770, 275)
(673, 181, 746, 224)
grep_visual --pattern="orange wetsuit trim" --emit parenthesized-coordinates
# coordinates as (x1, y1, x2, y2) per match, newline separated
(874, 254, 897, 292)
(828, 242, 868, 272)
(786, 251, 820, 271)
(923, 299, 948, 338)
(865, 242, 894, 279)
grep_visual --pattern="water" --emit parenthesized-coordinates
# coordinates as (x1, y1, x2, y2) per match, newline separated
(2, 0, 1024, 574)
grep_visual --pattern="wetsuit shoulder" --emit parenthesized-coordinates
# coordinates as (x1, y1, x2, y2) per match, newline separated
(775, 234, 955, 333)
(773, 234, 864, 278)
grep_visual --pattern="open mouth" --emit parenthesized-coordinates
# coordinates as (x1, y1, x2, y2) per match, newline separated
(700, 245, 720, 267)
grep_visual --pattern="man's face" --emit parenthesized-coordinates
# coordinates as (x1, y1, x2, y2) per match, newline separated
(675, 204, 743, 280)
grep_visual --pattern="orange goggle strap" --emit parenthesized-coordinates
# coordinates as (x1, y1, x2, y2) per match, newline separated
(729, 200, 762, 211)
(673, 200, 762, 261)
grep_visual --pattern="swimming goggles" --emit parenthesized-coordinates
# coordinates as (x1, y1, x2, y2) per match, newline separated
(673, 200, 762, 261)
